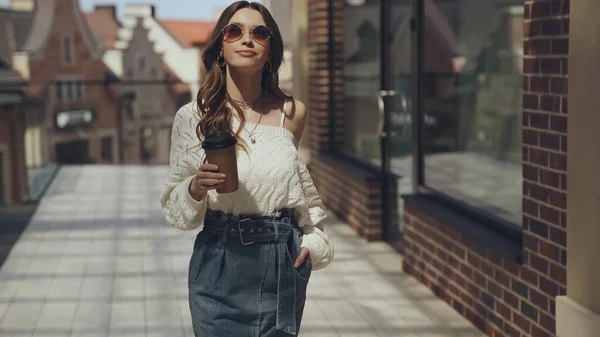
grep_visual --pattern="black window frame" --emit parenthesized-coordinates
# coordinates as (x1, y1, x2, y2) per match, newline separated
(410, 0, 524, 243)
(62, 33, 74, 65)
(55, 81, 63, 101)
(138, 55, 146, 72)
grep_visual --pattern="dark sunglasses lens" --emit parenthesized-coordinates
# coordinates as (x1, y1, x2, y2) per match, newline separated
(252, 26, 271, 42)
(224, 24, 242, 42)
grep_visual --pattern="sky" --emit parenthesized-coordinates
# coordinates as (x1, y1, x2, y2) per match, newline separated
(0, 0, 261, 20)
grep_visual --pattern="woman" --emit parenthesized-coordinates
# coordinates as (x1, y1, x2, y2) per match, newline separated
(160, 1, 334, 336)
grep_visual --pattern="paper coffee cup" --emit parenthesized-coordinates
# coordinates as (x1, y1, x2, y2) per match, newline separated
(202, 131, 239, 194)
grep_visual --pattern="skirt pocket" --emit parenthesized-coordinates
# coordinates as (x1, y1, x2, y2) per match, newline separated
(188, 231, 219, 286)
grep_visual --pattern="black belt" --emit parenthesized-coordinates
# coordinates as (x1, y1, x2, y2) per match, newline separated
(203, 208, 301, 336)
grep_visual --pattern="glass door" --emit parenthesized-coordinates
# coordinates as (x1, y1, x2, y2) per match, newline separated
(380, 0, 415, 250)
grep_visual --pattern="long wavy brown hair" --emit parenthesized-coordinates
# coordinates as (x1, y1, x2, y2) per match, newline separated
(196, 1, 291, 146)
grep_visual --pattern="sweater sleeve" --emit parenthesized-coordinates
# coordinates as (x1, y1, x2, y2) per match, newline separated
(295, 159, 335, 270)
(160, 103, 208, 230)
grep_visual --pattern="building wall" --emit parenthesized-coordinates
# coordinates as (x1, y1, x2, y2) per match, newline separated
(402, 1, 569, 337)
(263, 0, 294, 94)
(291, 0, 310, 162)
(556, 0, 600, 334)
(0, 104, 28, 205)
(27, 0, 120, 164)
(23, 99, 49, 168)
(263, 0, 292, 46)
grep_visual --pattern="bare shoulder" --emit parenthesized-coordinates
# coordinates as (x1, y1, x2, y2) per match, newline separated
(284, 99, 307, 141)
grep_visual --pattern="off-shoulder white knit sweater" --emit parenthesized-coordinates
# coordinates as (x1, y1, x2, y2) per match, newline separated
(160, 101, 334, 270)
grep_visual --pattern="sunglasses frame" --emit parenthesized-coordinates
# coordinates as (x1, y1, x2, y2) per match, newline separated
(221, 23, 272, 44)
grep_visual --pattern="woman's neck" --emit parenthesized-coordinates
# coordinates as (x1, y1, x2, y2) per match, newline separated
(226, 68, 264, 104)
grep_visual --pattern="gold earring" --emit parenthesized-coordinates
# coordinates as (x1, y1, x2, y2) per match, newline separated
(217, 55, 226, 68)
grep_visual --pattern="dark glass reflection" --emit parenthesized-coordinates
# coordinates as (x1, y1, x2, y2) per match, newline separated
(422, 0, 524, 224)
(342, 0, 382, 162)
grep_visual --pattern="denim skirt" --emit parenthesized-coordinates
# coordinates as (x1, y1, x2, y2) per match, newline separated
(188, 208, 312, 337)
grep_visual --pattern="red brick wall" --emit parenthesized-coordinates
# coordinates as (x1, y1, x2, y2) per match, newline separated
(403, 1, 569, 337)
(310, 155, 382, 240)
(306, 0, 340, 153)
(306, 0, 383, 240)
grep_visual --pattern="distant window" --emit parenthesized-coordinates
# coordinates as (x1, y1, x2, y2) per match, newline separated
(138, 57, 145, 71)
(55, 76, 84, 103)
(151, 67, 157, 77)
(62, 33, 75, 65)
(66, 80, 73, 101)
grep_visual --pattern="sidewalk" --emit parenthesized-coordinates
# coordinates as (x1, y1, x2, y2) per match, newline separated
(0, 165, 485, 337)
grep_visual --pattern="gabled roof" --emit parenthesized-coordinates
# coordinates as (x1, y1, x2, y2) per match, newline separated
(0, 8, 35, 57)
(22, 0, 104, 57)
(84, 6, 121, 50)
(0, 9, 35, 52)
(160, 20, 215, 48)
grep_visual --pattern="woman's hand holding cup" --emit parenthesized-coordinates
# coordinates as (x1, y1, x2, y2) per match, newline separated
(189, 163, 226, 201)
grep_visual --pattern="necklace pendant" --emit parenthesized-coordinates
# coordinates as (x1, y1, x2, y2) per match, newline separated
(251, 138, 256, 144)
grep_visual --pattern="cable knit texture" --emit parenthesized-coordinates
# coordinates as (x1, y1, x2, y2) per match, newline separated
(160, 101, 334, 270)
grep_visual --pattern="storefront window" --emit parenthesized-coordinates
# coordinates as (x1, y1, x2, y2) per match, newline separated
(422, 0, 524, 225)
(342, 0, 381, 163)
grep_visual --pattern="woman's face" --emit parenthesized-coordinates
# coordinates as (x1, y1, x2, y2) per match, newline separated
(221, 8, 271, 73)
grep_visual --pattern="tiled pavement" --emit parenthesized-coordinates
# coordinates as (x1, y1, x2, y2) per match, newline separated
(0, 166, 485, 337)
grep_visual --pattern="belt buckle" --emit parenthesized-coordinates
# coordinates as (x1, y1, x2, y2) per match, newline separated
(238, 218, 256, 246)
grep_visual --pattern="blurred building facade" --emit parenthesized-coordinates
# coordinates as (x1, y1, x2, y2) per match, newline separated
(9, 0, 121, 167)
(120, 4, 213, 99)
(85, 5, 195, 165)
(0, 0, 216, 206)
(294, 0, 579, 336)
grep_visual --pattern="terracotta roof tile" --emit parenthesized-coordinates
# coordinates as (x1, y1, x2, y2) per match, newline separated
(160, 20, 216, 48)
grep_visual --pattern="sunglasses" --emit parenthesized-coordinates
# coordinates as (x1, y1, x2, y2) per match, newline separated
(222, 23, 272, 44)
